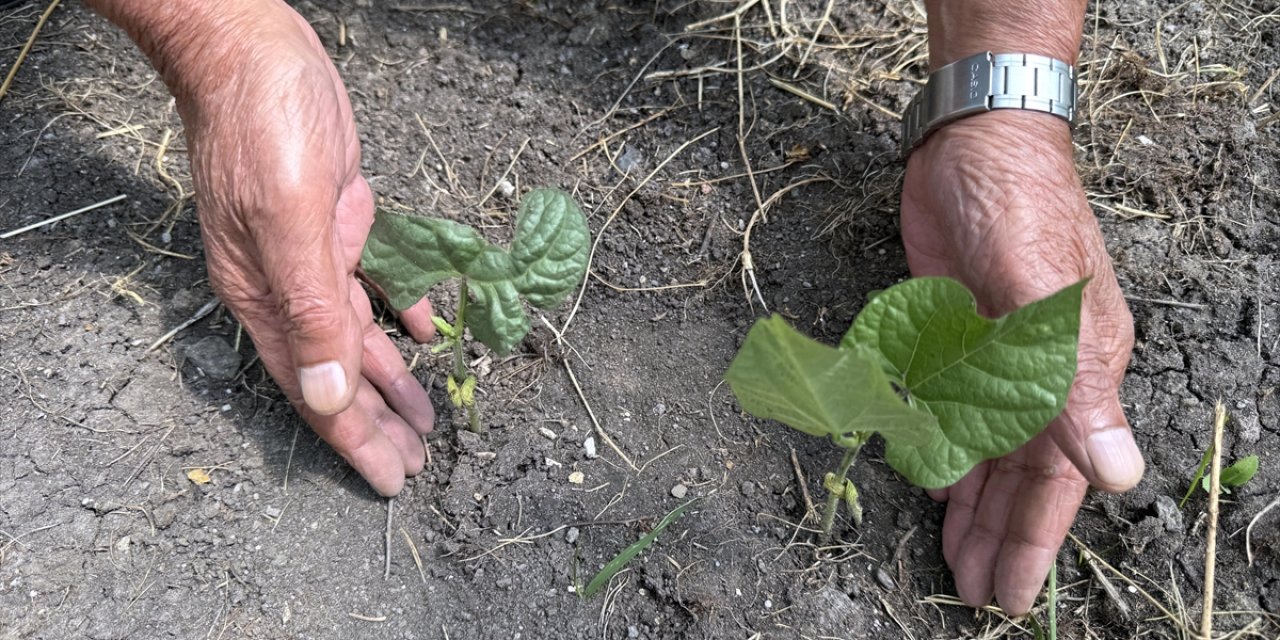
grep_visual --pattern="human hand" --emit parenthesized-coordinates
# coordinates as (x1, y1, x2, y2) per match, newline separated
(900, 111, 1143, 614)
(115, 1, 439, 496)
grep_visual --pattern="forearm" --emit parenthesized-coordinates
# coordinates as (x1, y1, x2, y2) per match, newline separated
(82, 1, 310, 115)
(926, 0, 1087, 69)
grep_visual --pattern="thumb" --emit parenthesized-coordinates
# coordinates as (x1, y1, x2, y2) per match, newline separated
(262, 222, 364, 416)
(1051, 308, 1144, 493)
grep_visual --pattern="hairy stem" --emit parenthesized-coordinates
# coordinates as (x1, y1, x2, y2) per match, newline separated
(452, 281, 482, 433)
(820, 443, 861, 541)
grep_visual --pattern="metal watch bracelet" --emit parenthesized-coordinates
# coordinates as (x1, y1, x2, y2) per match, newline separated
(900, 51, 1077, 157)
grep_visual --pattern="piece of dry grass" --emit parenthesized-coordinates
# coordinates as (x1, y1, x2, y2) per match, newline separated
(0, 0, 61, 104)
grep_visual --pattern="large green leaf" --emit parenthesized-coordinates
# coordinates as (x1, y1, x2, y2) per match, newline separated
(362, 217, 488, 310)
(726, 316, 937, 449)
(845, 278, 1084, 488)
(510, 188, 591, 309)
(360, 188, 590, 355)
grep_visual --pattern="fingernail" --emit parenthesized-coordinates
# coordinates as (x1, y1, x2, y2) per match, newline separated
(299, 361, 349, 415)
(1086, 429, 1145, 490)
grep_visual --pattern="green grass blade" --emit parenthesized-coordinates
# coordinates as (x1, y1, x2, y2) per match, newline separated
(580, 500, 696, 599)
(1180, 444, 1214, 508)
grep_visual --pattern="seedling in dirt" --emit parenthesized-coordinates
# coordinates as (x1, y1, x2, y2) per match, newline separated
(726, 278, 1084, 540)
(361, 188, 590, 432)
(1181, 444, 1259, 507)
(577, 499, 696, 599)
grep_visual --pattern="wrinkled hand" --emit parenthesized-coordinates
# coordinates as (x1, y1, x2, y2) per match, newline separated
(178, 6, 437, 496)
(901, 111, 1143, 615)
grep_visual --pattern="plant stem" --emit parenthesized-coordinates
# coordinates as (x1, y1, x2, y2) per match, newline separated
(452, 282, 469, 382)
(452, 281, 482, 433)
(820, 443, 861, 541)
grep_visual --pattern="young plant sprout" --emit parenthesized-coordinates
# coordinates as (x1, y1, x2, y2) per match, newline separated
(361, 188, 590, 432)
(726, 278, 1085, 540)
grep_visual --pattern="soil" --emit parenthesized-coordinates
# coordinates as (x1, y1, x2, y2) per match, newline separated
(2, 0, 1278, 638)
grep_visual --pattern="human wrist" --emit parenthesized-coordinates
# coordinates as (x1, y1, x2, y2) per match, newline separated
(925, 0, 1086, 70)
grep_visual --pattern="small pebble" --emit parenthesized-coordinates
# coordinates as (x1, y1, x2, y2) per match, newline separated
(628, 626, 640, 638)
(875, 565, 897, 590)
(583, 436, 598, 459)
(568, 471, 584, 485)
(566, 527, 580, 544)
(539, 426, 558, 441)
(671, 484, 688, 499)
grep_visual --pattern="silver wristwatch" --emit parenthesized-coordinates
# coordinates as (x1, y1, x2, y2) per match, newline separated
(900, 51, 1077, 156)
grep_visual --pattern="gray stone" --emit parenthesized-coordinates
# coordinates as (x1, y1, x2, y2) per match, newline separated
(671, 484, 688, 499)
(184, 336, 241, 381)
(565, 527, 580, 544)
(1154, 495, 1183, 532)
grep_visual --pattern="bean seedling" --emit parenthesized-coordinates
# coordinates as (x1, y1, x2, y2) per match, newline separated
(726, 277, 1084, 539)
(361, 188, 590, 431)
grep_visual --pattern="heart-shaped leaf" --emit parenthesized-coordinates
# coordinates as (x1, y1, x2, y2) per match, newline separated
(845, 278, 1084, 488)
(361, 188, 590, 355)
(725, 315, 937, 450)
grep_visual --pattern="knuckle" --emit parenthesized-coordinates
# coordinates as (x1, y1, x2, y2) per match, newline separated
(278, 287, 345, 338)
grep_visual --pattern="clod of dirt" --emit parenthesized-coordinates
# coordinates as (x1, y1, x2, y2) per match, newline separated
(183, 336, 241, 381)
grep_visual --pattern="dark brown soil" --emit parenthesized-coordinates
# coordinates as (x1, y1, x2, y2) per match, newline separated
(2, 1, 1278, 638)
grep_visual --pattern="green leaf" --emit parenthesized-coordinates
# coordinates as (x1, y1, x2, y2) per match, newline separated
(360, 188, 590, 355)
(509, 188, 591, 309)
(580, 500, 696, 599)
(725, 315, 937, 450)
(1222, 455, 1260, 487)
(363, 217, 489, 311)
(1202, 455, 1259, 493)
(467, 280, 529, 355)
(846, 278, 1084, 488)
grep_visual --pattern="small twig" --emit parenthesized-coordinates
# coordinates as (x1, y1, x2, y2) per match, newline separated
(347, 613, 386, 622)
(767, 77, 838, 112)
(563, 359, 637, 472)
(147, 298, 221, 352)
(399, 528, 427, 584)
(683, 0, 760, 31)
(789, 446, 817, 523)
(1048, 561, 1058, 639)
(1068, 532, 1189, 634)
(1246, 495, 1280, 566)
(282, 425, 299, 494)
(793, 0, 836, 75)
(1078, 541, 1133, 620)
(0, 0, 61, 104)
(1, 194, 128, 239)
(1124, 295, 1208, 310)
(476, 137, 530, 208)
(1201, 401, 1226, 640)
(384, 498, 395, 580)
